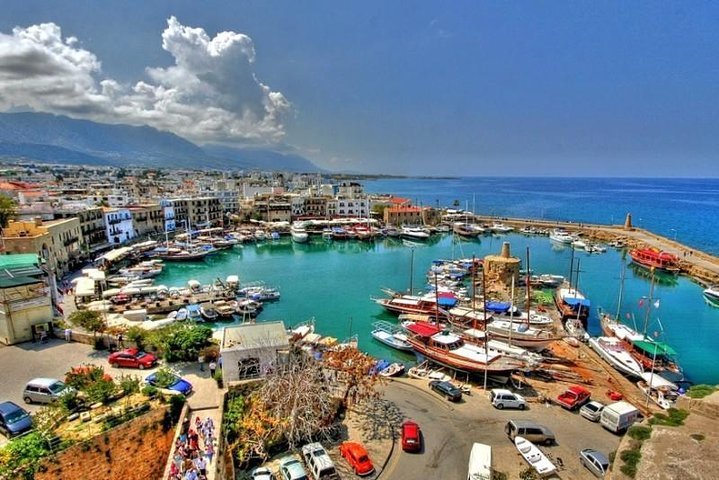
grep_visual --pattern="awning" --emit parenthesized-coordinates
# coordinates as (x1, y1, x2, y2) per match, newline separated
(633, 339, 677, 356)
(406, 323, 441, 337)
(641, 372, 678, 390)
(563, 297, 592, 308)
(74, 277, 96, 297)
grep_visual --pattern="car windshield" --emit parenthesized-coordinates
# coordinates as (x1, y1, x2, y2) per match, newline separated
(358, 455, 369, 463)
(136, 352, 147, 359)
(5, 408, 29, 424)
(585, 404, 599, 412)
(48, 381, 67, 394)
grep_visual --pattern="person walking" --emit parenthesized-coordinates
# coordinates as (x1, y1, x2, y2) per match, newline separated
(209, 360, 217, 378)
(117, 333, 124, 348)
(64, 328, 72, 342)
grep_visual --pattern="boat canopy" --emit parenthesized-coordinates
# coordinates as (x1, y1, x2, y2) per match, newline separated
(406, 323, 442, 337)
(485, 301, 511, 313)
(563, 297, 591, 308)
(632, 339, 677, 356)
(640, 372, 678, 390)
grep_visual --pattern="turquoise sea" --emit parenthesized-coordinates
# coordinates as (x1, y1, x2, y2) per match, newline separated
(155, 232, 719, 385)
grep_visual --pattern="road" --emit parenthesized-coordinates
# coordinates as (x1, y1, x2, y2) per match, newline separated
(380, 379, 622, 479)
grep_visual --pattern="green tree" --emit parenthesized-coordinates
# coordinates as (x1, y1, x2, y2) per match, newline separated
(68, 310, 106, 338)
(0, 194, 17, 228)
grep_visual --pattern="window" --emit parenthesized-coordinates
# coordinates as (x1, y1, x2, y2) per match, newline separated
(237, 357, 261, 379)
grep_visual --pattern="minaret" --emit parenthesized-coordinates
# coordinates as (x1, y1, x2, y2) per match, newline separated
(624, 213, 633, 230)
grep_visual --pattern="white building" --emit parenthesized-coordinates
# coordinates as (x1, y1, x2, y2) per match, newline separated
(160, 199, 176, 232)
(327, 198, 369, 218)
(220, 321, 290, 383)
(104, 208, 136, 245)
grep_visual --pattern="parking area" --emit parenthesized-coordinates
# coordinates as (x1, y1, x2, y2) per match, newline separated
(381, 378, 622, 479)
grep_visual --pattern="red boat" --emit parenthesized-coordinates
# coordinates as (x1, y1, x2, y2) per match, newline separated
(628, 248, 680, 274)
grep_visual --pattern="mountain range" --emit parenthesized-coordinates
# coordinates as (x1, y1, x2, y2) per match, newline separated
(0, 112, 323, 172)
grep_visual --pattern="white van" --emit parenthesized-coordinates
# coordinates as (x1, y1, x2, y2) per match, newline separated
(467, 442, 492, 480)
(600, 401, 640, 433)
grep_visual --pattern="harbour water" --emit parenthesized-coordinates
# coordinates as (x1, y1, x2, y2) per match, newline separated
(155, 233, 719, 385)
(364, 177, 719, 256)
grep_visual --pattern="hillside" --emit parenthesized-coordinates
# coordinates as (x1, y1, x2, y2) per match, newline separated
(0, 112, 322, 172)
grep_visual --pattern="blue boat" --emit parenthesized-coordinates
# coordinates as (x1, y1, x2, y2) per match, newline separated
(485, 301, 511, 313)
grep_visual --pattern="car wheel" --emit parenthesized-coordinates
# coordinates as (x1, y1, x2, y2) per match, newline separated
(545, 439, 554, 446)
(23, 396, 32, 404)
(139, 364, 146, 370)
(496, 403, 504, 410)
(110, 362, 118, 368)
(518, 404, 526, 410)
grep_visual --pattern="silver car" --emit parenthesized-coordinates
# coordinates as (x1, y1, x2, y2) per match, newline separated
(580, 449, 610, 477)
(580, 401, 605, 422)
(23, 378, 75, 404)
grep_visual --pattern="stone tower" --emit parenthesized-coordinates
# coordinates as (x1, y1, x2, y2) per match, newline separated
(483, 242, 521, 292)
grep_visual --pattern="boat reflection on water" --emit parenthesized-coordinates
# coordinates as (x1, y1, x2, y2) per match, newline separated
(628, 262, 678, 286)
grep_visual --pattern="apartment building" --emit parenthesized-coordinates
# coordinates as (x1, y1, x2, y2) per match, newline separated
(327, 198, 369, 218)
(103, 208, 136, 245)
(128, 204, 165, 237)
(54, 206, 108, 255)
(2, 218, 84, 276)
(171, 197, 222, 229)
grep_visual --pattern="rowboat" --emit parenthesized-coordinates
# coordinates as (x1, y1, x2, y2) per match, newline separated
(514, 436, 557, 477)
(370, 321, 413, 351)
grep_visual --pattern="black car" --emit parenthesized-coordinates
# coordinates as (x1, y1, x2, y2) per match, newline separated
(429, 380, 462, 402)
(0, 401, 33, 438)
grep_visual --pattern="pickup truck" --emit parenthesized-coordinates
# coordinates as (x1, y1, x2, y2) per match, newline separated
(556, 385, 591, 410)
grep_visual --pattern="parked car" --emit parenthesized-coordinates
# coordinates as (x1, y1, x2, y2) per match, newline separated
(580, 401, 605, 422)
(401, 420, 422, 452)
(0, 401, 33, 438)
(251, 466, 275, 480)
(279, 455, 309, 480)
(504, 420, 555, 446)
(579, 448, 610, 477)
(600, 401, 640, 433)
(23, 378, 76, 405)
(109, 348, 158, 369)
(556, 385, 592, 410)
(301, 442, 339, 479)
(429, 380, 462, 402)
(144, 372, 193, 396)
(489, 388, 527, 410)
(339, 441, 375, 476)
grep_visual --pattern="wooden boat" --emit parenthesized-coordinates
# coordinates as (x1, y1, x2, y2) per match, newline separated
(405, 323, 524, 374)
(212, 300, 237, 319)
(485, 320, 558, 351)
(453, 222, 484, 238)
(200, 305, 218, 321)
(370, 321, 413, 351)
(588, 336, 644, 378)
(629, 247, 680, 274)
(155, 247, 211, 262)
(372, 292, 455, 318)
(514, 436, 557, 477)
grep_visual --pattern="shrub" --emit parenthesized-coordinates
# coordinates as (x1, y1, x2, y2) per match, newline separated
(85, 377, 118, 405)
(125, 326, 147, 351)
(519, 467, 539, 480)
(152, 367, 178, 389)
(119, 374, 141, 396)
(0, 432, 52, 479)
(690, 433, 705, 441)
(627, 425, 652, 441)
(649, 408, 689, 427)
(141, 385, 158, 398)
(619, 447, 642, 478)
(686, 384, 718, 399)
(146, 324, 212, 362)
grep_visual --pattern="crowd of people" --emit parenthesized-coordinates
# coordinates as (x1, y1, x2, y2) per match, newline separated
(169, 415, 216, 480)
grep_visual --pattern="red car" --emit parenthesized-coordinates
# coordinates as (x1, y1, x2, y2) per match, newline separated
(556, 385, 591, 410)
(401, 420, 421, 452)
(339, 441, 375, 476)
(108, 348, 157, 369)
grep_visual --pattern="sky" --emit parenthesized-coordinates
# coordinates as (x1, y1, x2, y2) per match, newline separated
(0, 1, 717, 176)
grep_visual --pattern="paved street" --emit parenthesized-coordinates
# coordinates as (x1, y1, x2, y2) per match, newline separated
(381, 378, 622, 479)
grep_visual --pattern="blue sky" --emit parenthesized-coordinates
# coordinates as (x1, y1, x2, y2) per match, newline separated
(1, 1, 717, 176)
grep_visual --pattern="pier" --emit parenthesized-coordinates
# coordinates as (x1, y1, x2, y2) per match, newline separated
(473, 214, 719, 285)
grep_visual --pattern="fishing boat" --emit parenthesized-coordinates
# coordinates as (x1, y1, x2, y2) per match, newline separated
(400, 226, 431, 240)
(405, 323, 524, 374)
(372, 291, 456, 318)
(453, 222, 484, 238)
(370, 321, 413, 351)
(703, 286, 719, 307)
(485, 320, 557, 351)
(290, 222, 309, 243)
(549, 229, 575, 244)
(514, 437, 557, 477)
(554, 287, 590, 324)
(175, 307, 189, 321)
(588, 336, 644, 378)
(186, 304, 203, 322)
(628, 247, 681, 274)
(636, 372, 680, 410)
(212, 300, 237, 319)
(378, 362, 406, 377)
(237, 299, 261, 316)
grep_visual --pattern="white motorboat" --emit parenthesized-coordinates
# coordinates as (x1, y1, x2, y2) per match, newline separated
(400, 226, 431, 240)
(290, 222, 309, 243)
(490, 223, 514, 233)
(175, 307, 188, 321)
(549, 229, 575, 244)
(637, 372, 680, 410)
(571, 239, 587, 250)
(703, 286, 719, 307)
(370, 321, 413, 351)
(514, 436, 557, 477)
(378, 362, 405, 377)
(589, 336, 644, 378)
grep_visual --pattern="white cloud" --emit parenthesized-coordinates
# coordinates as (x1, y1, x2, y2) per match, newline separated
(0, 17, 290, 142)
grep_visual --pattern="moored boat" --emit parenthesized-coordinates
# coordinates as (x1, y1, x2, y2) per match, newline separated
(703, 286, 719, 307)
(549, 229, 575, 244)
(370, 321, 413, 351)
(637, 372, 680, 410)
(629, 247, 680, 274)
(486, 320, 557, 351)
(290, 222, 309, 243)
(200, 305, 218, 321)
(554, 287, 590, 324)
(378, 362, 405, 377)
(400, 226, 431, 240)
(588, 336, 644, 378)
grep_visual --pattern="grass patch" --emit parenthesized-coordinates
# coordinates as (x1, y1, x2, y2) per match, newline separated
(648, 408, 689, 427)
(686, 384, 719, 399)
(690, 433, 705, 442)
(627, 425, 652, 441)
(619, 446, 642, 478)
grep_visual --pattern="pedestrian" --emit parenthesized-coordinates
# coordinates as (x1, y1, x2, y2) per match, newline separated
(64, 328, 72, 342)
(39, 330, 48, 344)
(209, 360, 217, 378)
(198, 353, 205, 372)
(117, 333, 124, 348)
(194, 455, 207, 478)
(205, 442, 214, 463)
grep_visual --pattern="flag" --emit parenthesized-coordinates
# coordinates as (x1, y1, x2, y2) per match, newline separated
(653, 299, 661, 309)
(625, 313, 631, 319)
(638, 299, 644, 307)
(653, 331, 660, 338)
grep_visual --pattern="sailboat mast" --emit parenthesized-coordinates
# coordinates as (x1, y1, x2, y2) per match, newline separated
(615, 264, 626, 321)
(525, 247, 531, 314)
(434, 271, 440, 325)
(408, 248, 415, 295)
(568, 247, 575, 288)
(508, 276, 515, 346)
(471, 255, 477, 331)
(642, 269, 656, 337)
(481, 267, 488, 391)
